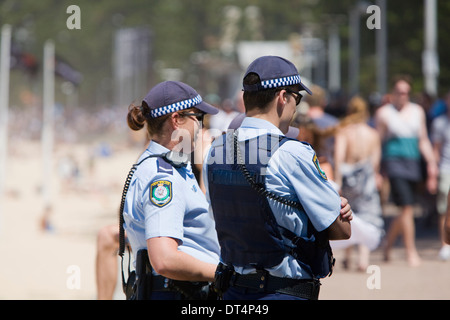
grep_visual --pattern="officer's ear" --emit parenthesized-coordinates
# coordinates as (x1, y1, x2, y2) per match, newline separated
(276, 89, 288, 114)
(169, 112, 184, 129)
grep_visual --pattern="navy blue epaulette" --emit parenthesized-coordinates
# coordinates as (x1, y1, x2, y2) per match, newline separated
(298, 140, 312, 148)
(157, 158, 173, 175)
(278, 135, 313, 150)
(280, 134, 312, 148)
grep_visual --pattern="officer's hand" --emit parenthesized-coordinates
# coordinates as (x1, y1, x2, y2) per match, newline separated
(340, 197, 353, 222)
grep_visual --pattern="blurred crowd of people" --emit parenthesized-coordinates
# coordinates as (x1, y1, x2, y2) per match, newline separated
(287, 77, 449, 268)
(8, 103, 129, 146)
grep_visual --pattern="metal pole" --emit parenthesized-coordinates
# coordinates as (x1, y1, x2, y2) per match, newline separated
(376, 0, 387, 95)
(349, 6, 361, 96)
(0, 24, 11, 231)
(423, 0, 439, 97)
(328, 23, 341, 93)
(42, 40, 55, 209)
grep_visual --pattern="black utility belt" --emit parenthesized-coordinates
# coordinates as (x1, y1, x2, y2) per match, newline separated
(152, 275, 209, 291)
(152, 275, 213, 300)
(217, 267, 320, 300)
(151, 275, 173, 291)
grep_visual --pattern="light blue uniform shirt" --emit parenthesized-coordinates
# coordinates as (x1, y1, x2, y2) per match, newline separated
(203, 117, 341, 279)
(123, 141, 220, 268)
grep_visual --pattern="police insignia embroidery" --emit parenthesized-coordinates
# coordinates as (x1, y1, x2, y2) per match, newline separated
(150, 180, 172, 207)
(313, 154, 328, 180)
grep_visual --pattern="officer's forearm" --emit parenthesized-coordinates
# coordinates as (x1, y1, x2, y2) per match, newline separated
(147, 237, 216, 282)
(327, 216, 351, 240)
(155, 252, 216, 282)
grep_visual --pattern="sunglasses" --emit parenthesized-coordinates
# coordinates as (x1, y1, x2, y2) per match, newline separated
(285, 89, 303, 106)
(179, 112, 205, 122)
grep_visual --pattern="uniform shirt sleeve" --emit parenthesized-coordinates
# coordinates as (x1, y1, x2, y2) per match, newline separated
(142, 171, 186, 243)
(266, 140, 341, 232)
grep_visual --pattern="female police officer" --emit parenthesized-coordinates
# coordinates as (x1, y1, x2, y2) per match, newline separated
(204, 56, 352, 300)
(123, 80, 220, 299)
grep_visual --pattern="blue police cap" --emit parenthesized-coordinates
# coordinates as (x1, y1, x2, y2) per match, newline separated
(143, 81, 219, 118)
(242, 56, 312, 95)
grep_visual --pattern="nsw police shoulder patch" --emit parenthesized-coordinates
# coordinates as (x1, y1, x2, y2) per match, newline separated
(313, 154, 328, 180)
(150, 180, 172, 207)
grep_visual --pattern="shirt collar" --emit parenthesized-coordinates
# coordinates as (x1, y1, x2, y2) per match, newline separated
(238, 117, 285, 140)
(145, 140, 193, 173)
(147, 140, 170, 154)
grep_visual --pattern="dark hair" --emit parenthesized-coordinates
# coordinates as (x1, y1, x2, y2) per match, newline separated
(242, 72, 298, 112)
(127, 101, 170, 137)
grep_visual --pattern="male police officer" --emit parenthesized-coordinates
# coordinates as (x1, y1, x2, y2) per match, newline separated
(204, 56, 352, 300)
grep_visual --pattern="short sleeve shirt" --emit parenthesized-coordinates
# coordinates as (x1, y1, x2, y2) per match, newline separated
(123, 141, 220, 266)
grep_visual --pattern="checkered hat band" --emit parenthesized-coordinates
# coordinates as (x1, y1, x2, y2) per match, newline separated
(150, 94, 202, 118)
(261, 75, 301, 89)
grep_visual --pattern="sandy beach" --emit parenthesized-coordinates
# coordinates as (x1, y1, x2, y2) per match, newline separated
(1, 139, 449, 300)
